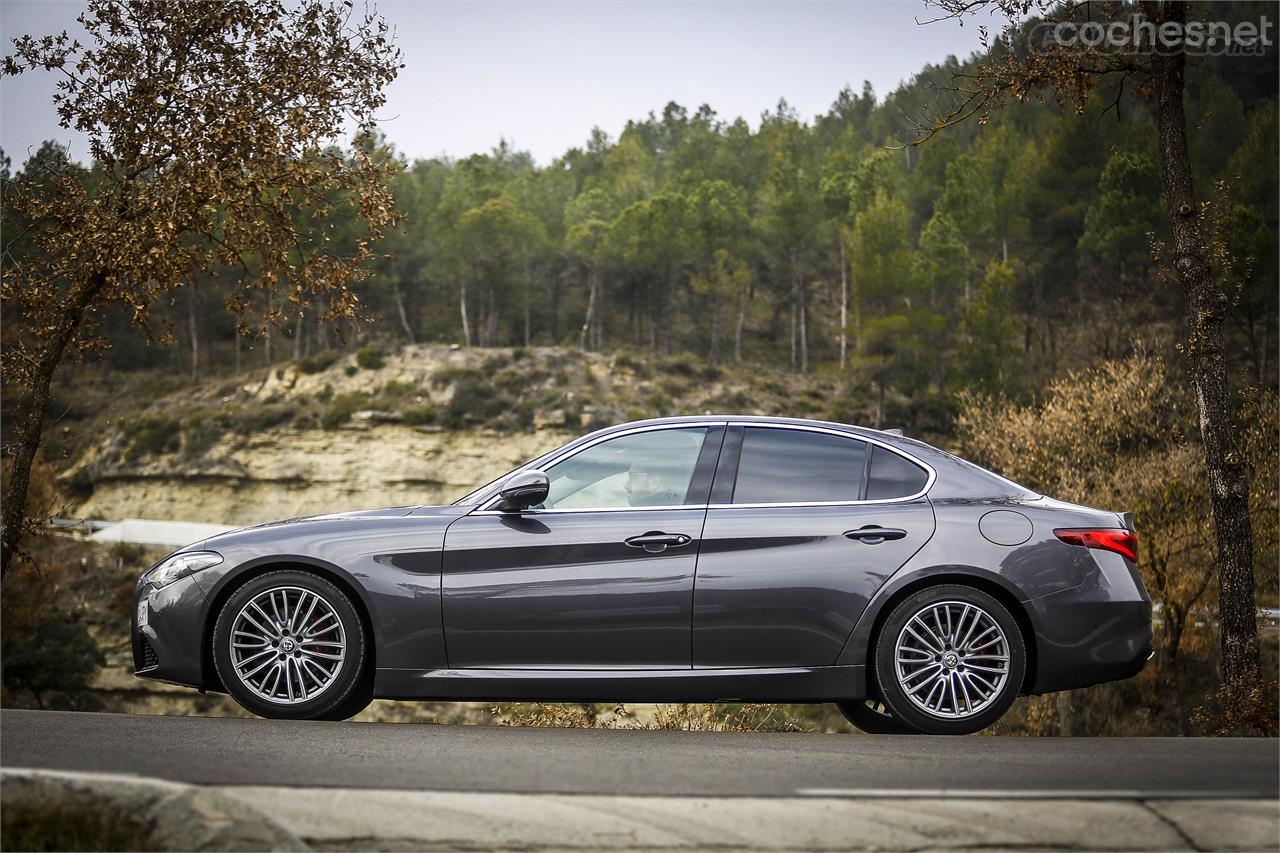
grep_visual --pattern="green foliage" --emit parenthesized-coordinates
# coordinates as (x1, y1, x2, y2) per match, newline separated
(355, 344, 386, 370)
(441, 376, 505, 429)
(297, 350, 341, 374)
(123, 413, 181, 459)
(401, 403, 437, 426)
(321, 392, 371, 430)
(1, 563, 104, 711)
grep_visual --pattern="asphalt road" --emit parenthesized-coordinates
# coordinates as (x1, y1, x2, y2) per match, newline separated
(2, 710, 1276, 798)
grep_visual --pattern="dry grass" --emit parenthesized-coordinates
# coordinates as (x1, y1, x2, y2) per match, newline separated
(490, 702, 809, 732)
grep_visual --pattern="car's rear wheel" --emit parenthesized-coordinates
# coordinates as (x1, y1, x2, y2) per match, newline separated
(213, 570, 370, 720)
(874, 584, 1025, 736)
(836, 698, 919, 734)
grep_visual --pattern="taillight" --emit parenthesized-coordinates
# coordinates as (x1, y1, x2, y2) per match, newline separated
(1055, 528, 1139, 562)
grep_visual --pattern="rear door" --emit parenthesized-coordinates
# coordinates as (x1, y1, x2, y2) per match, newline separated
(692, 425, 935, 668)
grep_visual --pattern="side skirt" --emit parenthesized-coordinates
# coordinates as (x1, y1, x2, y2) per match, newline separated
(373, 664, 865, 703)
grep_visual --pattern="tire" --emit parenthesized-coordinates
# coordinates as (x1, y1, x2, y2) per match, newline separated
(213, 569, 369, 720)
(874, 584, 1025, 736)
(836, 698, 919, 735)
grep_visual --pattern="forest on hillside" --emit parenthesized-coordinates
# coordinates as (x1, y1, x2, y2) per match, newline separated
(4, 5, 1276, 437)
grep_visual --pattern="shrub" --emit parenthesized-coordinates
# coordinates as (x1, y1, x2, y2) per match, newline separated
(343, 365, 357, 377)
(355, 344, 385, 370)
(297, 350, 341, 374)
(1, 564, 103, 711)
(321, 392, 370, 430)
(401, 404, 437, 426)
(661, 355, 699, 378)
(124, 413, 181, 459)
(614, 352, 653, 379)
(441, 377, 505, 429)
(431, 364, 484, 388)
(381, 379, 416, 398)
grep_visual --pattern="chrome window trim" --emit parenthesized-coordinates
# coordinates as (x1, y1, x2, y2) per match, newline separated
(473, 421, 726, 514)
(716, 421, 937, 509)
(469, 418, 936, 515)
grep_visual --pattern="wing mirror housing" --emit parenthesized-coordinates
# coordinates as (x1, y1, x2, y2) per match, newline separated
(496, 469, 549, 511)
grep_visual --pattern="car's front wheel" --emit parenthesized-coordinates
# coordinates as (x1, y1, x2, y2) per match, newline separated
(873, 584, 1025, 735)
(213, 569, 371, 720)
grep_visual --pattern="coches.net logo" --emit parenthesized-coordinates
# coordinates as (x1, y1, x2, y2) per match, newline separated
(1029, 14, 1274, 56)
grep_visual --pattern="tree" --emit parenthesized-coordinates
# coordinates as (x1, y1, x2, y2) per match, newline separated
(0, 0, 401, 575)
(760, 106, 821, 371)
(955, 351, 1276, 734)
(924, 0, 1265, 716)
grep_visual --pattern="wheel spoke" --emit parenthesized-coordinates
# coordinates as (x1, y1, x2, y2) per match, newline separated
(956, 669, 974, 712)
(905, 665, 943, 695)
(904, 624, 943, 654)
(240, 609, 277, 640)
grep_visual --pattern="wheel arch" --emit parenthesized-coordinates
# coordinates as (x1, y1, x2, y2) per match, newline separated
(840, 567, 1039, 696)
(199, 556, 378, 693)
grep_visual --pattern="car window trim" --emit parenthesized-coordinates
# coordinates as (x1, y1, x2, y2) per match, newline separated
(709, 422, 936, 509)
(470, 419, 937, 514)
(472, 421, 728, 515)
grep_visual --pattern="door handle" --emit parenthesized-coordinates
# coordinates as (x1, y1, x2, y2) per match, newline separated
(844, 526, 907, 544)
(625, 531, 692, 553)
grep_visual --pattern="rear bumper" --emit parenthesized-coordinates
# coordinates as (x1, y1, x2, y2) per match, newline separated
(1025, 551, 1154, 695)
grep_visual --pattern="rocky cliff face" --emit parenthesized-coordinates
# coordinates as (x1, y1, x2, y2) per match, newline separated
(67, 425, 570, 524)
(60, 344, 840, 525)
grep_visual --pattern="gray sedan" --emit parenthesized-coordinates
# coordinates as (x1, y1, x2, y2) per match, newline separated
(132, 416, 1153, 735)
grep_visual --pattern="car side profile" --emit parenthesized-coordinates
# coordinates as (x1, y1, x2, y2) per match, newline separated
(133, 416, 1153, 735)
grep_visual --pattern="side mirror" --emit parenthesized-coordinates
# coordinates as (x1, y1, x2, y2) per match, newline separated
(497, 469, 549, 511)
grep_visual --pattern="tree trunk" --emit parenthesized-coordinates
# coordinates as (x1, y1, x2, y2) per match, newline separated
(735, 290, 745, 364)
(392, 280, 414, 343)
(579, 260, 597, 351)
(1149, 1, 1260, 692)
(709, 295, 721, 366)
(188, 284, 200, 382)
(292, 308, 305, 361)
(2, 274, 105, 576)
(459, 279, 472, 347)
(264, 292, 274, 365)
(839, 238, 848, 369)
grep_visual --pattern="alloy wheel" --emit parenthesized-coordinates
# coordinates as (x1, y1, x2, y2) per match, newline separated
(893, 600, 1010, 720)
(229, 585, 347, 704)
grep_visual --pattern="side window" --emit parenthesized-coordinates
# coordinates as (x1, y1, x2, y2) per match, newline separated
(865, 446, 929, 500)
(542, 427, 709, 509)
(733, 428, 866, 504)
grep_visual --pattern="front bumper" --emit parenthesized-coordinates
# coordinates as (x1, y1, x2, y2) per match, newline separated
(1026, 550, 1154, 695)
(131, 573, 210, 689)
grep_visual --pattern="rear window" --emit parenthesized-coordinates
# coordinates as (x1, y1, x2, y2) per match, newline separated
(733, 428, 866, 504)
(865, 446, 929, 500)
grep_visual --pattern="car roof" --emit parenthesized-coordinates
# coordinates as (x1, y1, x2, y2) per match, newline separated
(589, 414, 891, 440)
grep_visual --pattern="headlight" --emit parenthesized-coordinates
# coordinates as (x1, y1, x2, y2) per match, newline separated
(143, 551, 223, 588)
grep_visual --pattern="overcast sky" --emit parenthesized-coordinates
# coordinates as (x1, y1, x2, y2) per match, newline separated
(0, 0, 988, 167)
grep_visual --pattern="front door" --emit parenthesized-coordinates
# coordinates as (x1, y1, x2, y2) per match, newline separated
(693, 425, 936, 668)
(442, 425, 723, 669)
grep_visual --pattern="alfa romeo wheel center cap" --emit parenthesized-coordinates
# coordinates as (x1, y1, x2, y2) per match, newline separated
(280, 637, 297, 653)
(942, 651, 960, 668)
